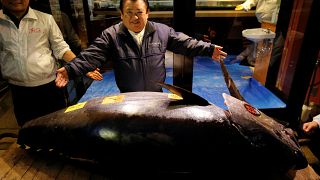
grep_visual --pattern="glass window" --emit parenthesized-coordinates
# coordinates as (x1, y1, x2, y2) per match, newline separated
(196, 0, 245, 10)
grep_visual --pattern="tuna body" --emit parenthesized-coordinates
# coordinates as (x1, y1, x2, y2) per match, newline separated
(17, 91, 308, 177)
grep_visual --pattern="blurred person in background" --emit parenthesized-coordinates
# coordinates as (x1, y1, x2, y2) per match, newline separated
(234, 0, 280, 66)
(30, 0, 102, 104)
(0, 0, 101, 126)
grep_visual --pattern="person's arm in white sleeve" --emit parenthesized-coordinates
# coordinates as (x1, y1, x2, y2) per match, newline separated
(235, 0, 259, 11)
(48, 15, 72, 61)
(302, 114, 320, 134)
(313, 114, 320, 127)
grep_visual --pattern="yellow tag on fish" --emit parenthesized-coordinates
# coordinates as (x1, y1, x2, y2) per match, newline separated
(168, 93, 183, 100)
(65, 102, 87, 113)
(102, 95, 124, 104)
(241, 76, 252, 79)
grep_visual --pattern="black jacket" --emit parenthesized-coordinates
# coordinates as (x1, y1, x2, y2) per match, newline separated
(66, 21, 215, 92)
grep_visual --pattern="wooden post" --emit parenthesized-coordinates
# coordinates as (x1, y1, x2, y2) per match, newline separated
(172, 0, 196, 91)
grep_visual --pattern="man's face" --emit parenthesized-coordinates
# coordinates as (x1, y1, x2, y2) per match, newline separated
(120, 0, 149, 33)
(1, 0, 29, 15)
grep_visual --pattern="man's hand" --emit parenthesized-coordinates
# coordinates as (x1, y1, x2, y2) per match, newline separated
(86, 68, 103, 81)
(302, 121, 319, 134)
(235, 4, 244, 11)
(212, 45, 227, 62)
(55, 67, 69, 88)
(235, 3, 250, 11)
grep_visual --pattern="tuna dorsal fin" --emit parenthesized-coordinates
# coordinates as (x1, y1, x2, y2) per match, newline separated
(157, 82, 210, 106)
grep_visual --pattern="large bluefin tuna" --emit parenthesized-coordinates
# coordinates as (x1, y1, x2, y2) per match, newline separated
(17, 83, 308, 178)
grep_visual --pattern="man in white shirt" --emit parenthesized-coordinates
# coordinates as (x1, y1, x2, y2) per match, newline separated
(235, 0, 280, 24)
(234, 0, 280, 66)
(0, 0, 101, 126)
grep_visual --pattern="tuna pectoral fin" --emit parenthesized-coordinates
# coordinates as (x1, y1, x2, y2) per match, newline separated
(157, 82, 210, 106)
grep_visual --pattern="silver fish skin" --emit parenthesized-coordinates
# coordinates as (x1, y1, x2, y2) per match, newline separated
(17, 91, 308, 177)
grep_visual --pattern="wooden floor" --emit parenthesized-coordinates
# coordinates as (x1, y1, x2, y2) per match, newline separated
(0, 89, 19, 156)
(0, 143, 319, 180)
(0, 143, 114, 180)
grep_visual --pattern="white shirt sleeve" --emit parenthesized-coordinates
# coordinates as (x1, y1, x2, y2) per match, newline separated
(313, 114, 320, 128)
(48, 15, 71, 60)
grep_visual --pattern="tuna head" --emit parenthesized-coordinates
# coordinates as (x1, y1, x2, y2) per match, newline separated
(223, 93, 308, 171)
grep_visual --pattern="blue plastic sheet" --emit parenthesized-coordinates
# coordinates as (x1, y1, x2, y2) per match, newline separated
(79, 55, 286, 110)
(192, 56, 286, 109)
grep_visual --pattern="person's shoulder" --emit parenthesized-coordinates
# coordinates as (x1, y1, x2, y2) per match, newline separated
(148, 21, 169, 27)
(22, 8, 53, 24)
(104, 22, 122, 32)
(148, 21, 171, 30)
(30, 8, 54, 22)
(100, 22, 123, 36)
(31, 8, 52, 17)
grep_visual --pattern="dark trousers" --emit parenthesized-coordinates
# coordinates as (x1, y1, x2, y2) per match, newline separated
(10, 81, 67, 127)
(265, 32, 285, 90)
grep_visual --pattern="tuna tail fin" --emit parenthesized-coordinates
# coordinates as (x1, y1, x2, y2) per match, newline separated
(157, 82, 210, 106)
(220, 60, 246, 101)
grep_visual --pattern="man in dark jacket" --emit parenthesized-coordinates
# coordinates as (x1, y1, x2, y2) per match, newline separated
(56, 0, 227, 92)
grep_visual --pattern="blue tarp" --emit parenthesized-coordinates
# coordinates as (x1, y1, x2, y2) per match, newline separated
(79, 55, 286, 110)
